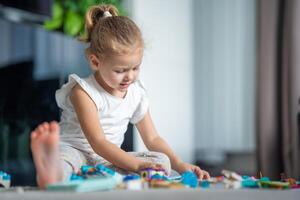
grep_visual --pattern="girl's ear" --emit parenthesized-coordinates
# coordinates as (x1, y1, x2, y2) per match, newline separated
(89, 54, 101, 70)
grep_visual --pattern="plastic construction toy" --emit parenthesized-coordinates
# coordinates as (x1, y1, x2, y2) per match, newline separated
(80, 165, 97, 175)
(140, 167, 167, 180)
(258, 180, 290, 189)
(139, 167, 186, 189)
(280, 173, 300, 189)
(47, 164, 123, 192)
(47, 176, 118, 192)
(199, 180, 210, 188)
(0, 171, 11, 188)
(123, 175, 144, 190)
(221, 169, 262, 189)
(241, 176, 260, 188)
(219, 170, 300, 190)
(181, 171, 198, 188)
(222, 169, 243, 181)
(74, 164, 122, 183)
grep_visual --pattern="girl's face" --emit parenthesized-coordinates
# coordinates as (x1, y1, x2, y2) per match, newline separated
(93, 47, 143, 97)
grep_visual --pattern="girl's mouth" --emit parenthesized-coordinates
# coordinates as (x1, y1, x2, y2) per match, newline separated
(120, 83, 130, 88)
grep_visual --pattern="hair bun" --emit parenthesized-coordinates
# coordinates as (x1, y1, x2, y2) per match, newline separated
(80, 4, 119, 43)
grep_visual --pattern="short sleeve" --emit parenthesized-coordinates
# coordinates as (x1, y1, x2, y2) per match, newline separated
(55, 74, 103, 111)
(130, 80, 149, 124)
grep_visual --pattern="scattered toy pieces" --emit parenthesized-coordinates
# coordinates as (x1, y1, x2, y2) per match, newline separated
(47, 164, 122, 192)
(0, 171, 11, 188)
(46, 167, 300, 191)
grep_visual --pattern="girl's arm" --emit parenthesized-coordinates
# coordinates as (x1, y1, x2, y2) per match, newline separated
(136, 110, 210, 179)
(70, 84, 157, 172)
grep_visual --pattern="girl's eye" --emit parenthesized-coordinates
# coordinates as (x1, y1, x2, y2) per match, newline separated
(114, 70, 124, 74)
(133, 67, 139, 71)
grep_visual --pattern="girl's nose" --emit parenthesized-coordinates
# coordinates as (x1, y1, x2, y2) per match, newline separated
(125, 71, 135, 81)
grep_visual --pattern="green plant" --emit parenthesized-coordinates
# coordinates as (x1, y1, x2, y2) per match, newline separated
(44, 0, 126, 37)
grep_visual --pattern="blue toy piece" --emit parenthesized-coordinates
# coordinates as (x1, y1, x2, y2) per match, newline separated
(96, 164, 123, 184)
(242, 178, 258, 188)
(123, 174, 141, 182)
(199, 180, 210, 188)
(181, 171, 198, 188)
(48, 164, 124, 192)
(80, 165, 97, 175)
(0, 171, 11, 188)
(150, 174, 169, 181)
(70, 173, 85, 181)
(47, 176, 118, 192)
(96, 164, 116, 176)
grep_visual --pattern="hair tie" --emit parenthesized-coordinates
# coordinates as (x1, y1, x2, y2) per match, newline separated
(103, 11, 112, 18)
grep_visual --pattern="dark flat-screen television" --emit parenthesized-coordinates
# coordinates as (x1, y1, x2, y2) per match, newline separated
(0, 0, 52, 24)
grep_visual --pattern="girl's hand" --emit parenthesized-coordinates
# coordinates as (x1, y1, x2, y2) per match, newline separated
(136, 162, 168, 174)
(176, 162, 210, 180)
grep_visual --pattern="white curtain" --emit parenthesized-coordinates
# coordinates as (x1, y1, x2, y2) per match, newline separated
(193, 0, 256, 162)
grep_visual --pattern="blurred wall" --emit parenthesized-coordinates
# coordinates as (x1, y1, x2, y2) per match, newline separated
(0, 19, 90, 80)
(0, 20, 33, 66)
(194, 0, 256, 163)
(128, 0, 195, 163)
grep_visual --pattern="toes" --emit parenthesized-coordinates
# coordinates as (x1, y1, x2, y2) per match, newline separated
(37, 124, 45, 134)
(50, 121, 60, 133)
(31, 131, 38, 140)
(37, 122, 50, 134)
(42, 122, 50, 131)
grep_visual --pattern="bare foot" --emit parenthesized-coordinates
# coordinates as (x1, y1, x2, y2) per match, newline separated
(30, 121, 63, 189)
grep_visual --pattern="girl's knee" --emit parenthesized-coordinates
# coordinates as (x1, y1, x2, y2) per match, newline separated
(61, 160, 74, 181)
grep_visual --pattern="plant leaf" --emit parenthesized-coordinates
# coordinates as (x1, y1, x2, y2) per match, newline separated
(64, 10, 84, 36)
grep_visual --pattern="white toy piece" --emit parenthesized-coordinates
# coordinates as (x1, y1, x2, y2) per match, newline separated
(0, 171, 11, 188)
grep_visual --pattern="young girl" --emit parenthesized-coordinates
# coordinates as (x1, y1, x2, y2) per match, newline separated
(30, 4, 209, 189)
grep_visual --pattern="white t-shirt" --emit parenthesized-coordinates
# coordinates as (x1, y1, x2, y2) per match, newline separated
(55, 73, 149, 156)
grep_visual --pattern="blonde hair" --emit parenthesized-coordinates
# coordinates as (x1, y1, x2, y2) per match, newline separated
(80, 4, 143, 59)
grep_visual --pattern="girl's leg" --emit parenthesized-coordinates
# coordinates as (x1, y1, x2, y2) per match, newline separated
(31, 121, 87, 188)
(59, 144, 87, 181)
(30, 121, 63, 189)
(60, 160, 75, 181)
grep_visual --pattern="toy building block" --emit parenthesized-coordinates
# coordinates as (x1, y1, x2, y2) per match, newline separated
(47, 164, 124, 192)
(199, 180, 210, 188)
(221, 170, 243, 189)
(47, 176, 117, 192)
(0, 171, 11, 188)
(241, 176, 259, 188)
(123, 175, 143, 190)
(258, 180, 290, 189)
(221, 169, 243, 181)
(76, 164, 123, 184)
(181, 171, 198, 188)
(80, 165, 97, 175)
(140, 168, 166, 179)
(95, 164, 123, 184)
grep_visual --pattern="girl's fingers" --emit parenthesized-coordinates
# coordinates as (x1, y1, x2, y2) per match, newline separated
(194, 167, 202, 178)
(195, 167, 210, 180)
(200, 170, 210, 180)
(139, 162, 164, 171)
(155, 163, 164, 169)
(198, 170, 204, 180)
